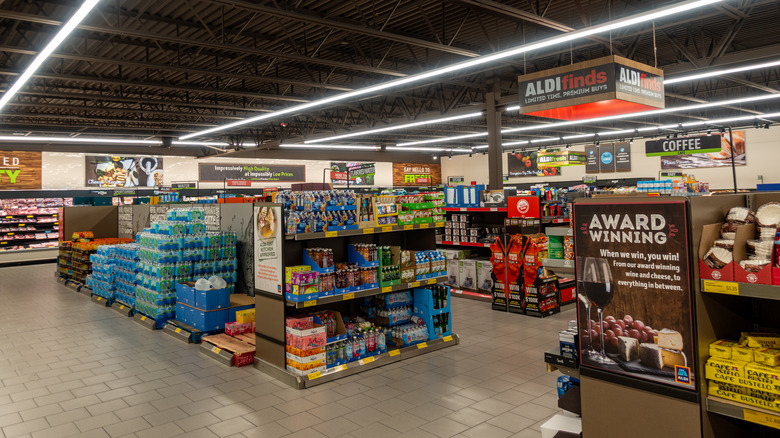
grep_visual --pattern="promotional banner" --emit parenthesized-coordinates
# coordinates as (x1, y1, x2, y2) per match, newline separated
(392, 163, 442, 186)
(199, 163, 305, 182)
(507, 196, 541, 219)
(573, 200, 696, 392)
(660, 131, 746, 169)
(330, 162, 375, 185)
(615, 142, 631, 172)
(85, 156, 163, 188)
(537, 150, 587, 167)
(599, 144, 615, 173)
(507, 152, 562, 177)
(585, 145, 599, 174)
(0, 151, 41, 189)
(254, 204, 283, 295)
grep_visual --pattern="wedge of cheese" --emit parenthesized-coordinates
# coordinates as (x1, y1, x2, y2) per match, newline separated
(639, 343, 686, 369)
(618, 336, 640, 362)
(657, 329, 683, 351)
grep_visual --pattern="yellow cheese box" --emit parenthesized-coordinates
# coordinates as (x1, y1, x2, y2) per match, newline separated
(732, 345, 755, 363)
(740, 332, 780, 349)
(708, 386, 780, 413)
(710, 340, 736, 359)
(236, 308, 255, 324)
(754, 349, 780, 367)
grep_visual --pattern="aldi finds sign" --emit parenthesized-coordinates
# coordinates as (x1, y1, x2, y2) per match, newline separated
(645, 135, 723, 157)
(0, 151, 41, 189)
(518, 55, 664, 120)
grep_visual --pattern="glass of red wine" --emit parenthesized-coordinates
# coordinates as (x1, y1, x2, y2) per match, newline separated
(580, 257, 617, 365)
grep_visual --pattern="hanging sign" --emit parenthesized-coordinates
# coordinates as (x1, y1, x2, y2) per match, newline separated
(392, 163, 442, 186)
(645, 135, 723, 157)
(330, 162, 376, 185)
(199, 163, 305, 182)
(615, 142, 631, 172)
(599, 144, 615, 173)
(518, 55, 664, 120)
(537, 150, 587, 167)
(507, 152, 562, 177)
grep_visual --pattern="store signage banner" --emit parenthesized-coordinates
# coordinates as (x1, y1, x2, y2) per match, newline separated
(85, 156, 163, 188)
(507, 152, 562, 177)
(199, 163, 305, 182)
(599, 144, 615, 173)
(254, 204, 283, 295)
(573, 199, 696, 392)
(517, 55, 665, 119)
(614, 142, 631, 172)
(660, 131, 746, 169)
(585, 145, 599, 174)
(507, 196, 540, 219)
(646, 135, 723, 157)
(392, 163, 442, 186)
(330, 162, 375, 185)
(448, 176, 465, 184)
(537, 150, 587, 167)
(0, 151, 41, 189)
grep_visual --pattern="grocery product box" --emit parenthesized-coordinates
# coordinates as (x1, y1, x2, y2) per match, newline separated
(228, 294, 255, 322)
(286, 315, 314, 330)
(286, 364, 326, 376)
(285, 323, 327, 351)
(235, 308, 255, 324)
(458, 259, 476, 290)
(446, 260, 460, 287)
(698, 223, 734, 281)
(175, 302, 229, 332)
(709, 340, 736, 359)
(475, 259, 493, 294)
(732, 223, 771, 284)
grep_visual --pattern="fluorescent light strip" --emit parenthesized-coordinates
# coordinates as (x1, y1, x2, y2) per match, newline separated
(180, 0, 723, 140)
(665, 59, 780, 84)
(304, 112, 483, 143)
(399, 93, 780, 146)
(385, 146, 456, 152)
(280, 144, 379, 150)
(505, 105, 521, 112)
(0, 135, 229, 147)
(0, 0, 103, 111)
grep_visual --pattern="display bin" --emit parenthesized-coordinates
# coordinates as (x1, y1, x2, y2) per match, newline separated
(302, 250, 335, 274)
(347, 245, 380, 267)
(413, 287, 452, 340)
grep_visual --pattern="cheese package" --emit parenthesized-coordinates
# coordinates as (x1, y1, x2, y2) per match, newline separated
(731, 345, 755, 363)
(709, 339, 736, 359)
(618, 336, 640, 361)
(657, 329, 683, 351)
(754, 348, 780, 367)
(639, 343, 686, 369)
(739, 332, 780, 349)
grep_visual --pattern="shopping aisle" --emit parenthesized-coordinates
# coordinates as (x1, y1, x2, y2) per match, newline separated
(0, 264, 574, 438)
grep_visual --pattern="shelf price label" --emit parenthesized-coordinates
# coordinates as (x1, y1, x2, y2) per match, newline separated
(381, 286, 392, 293)
(211, 347, 221, 354)
(411, 281, 421, 287)
(388, 349, 400, 357)
(139, 316, 147, 321)
(174, 328, 182, 334)
(443, 335, 453, 342)
(363, 228, 374, 234)
(307, 371, 322, 380)
(382, 226, 393, 233)
(334, 364, 347, 372)
(702, 280, 739, 296)
(358, 356, 375, 365)
(744, 409, 780, 429)
(342, 293, 355, 301)
(303, 300, 317, 307)
(417, 342, 428, 349)
(324, 231, 338, 238)
(435, 222, 445, 227)
(420, 223, 429, 229)
(119, 305, 125, 310)
(404, 225, 414, 230)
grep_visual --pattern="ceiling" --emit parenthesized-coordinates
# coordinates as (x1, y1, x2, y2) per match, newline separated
(0, 0, 779, 157)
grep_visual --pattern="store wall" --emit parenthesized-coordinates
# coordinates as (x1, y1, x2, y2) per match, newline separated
(441, 126, 780, 190)
(40, 153, 394, 189)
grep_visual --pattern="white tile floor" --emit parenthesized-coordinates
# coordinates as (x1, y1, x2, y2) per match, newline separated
(0, 264, 576, 438)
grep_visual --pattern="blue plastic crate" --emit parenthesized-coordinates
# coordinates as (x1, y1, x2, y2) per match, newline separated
(175, 303, 228, 332)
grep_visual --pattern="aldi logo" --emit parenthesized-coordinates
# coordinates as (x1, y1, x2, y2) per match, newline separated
(675, 365, 692, 385)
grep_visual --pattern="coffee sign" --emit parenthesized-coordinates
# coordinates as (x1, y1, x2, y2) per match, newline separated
(645, 135, 723, 157)
(0, 151, 41, 189)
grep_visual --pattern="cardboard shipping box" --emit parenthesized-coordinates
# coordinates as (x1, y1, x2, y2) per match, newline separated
(459, 259, 477, 290)
(476, 259, 493, 294)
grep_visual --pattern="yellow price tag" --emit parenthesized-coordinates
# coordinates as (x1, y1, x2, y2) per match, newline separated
(411, 281, 421, 287)
(404, 225, 414, 230)
(6, 233, 12, 236)
(363, 228, 374, 234)
(702, 280, 739, 296)
(96, 297, 102, 301)
(140, 316, 146, 321)
(342, 292, 355, 300)
(389, 349, 400, 357)
(428, 279, 437, 284)
(744, 409, 780, 429)
(175, 328, 182, 334)
(307, 371, 322, 380)
(212, 347, 221, 354)
(119, 305, 125, 310)
(334, 364, 347, 372)
(382, 226, 392, 232)
(435, 222, 445, 227)
(417, 342, 428, 349)
(325, 231, 338, 238)
(359, 356, 375, 365)
(303, 300, 317, 307)
(443, 335, 453, 342)
(381, 286, 392, 293)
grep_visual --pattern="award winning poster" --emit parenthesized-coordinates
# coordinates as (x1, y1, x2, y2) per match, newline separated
(85, 156, 163, 188)
(573, 200, 696, 391)
(507, 152, 562, 177)
(254, 204, 283, 295)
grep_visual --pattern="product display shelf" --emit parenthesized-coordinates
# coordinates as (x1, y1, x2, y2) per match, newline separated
(699, 279, 779, 300)
(542, 217, 571, 224)
(255, 334, 460, 389)
(439, 241, 492, 248)
(706, 396, 780, 430)
(448, 287, 492, 302)
(288, 276, 445, 309)
(443, 207, 507, 212)
(544, 348, 579, 378)
(287, 221, 444, 241)
(542, 258, 575, 277)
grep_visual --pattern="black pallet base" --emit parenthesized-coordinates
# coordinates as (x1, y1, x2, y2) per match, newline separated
(91, 295, 112, 307)
(111, 301, 134, 317)
(163, 320, 222, 344)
